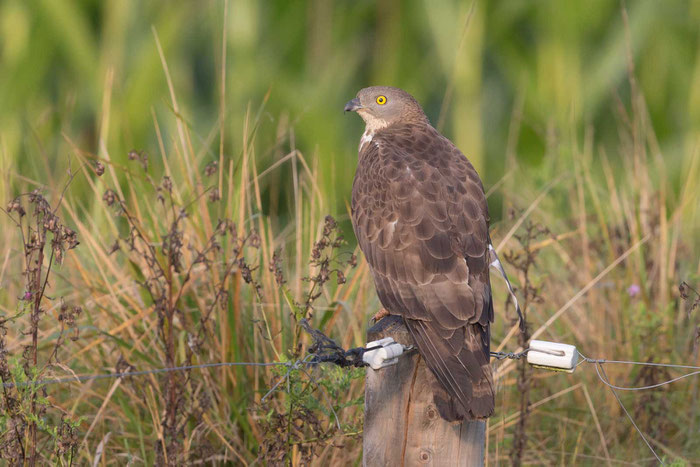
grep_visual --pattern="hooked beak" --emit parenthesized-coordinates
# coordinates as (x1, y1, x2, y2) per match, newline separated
(344, 97, 363, 113)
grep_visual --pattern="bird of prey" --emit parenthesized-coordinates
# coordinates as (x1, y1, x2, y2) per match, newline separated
(345, 86, 494, 421)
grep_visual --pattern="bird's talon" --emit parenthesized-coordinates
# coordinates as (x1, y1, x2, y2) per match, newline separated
(372, 308, 390, 322)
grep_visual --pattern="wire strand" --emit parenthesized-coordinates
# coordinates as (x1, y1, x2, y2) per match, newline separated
(594, 370, 700, 391)
(577, 351, 700, 391)
(2, 361, 291, 389)
(595, 363, 664, 465)
(577, 350, 700, 465)
(578, 351, 700, 370)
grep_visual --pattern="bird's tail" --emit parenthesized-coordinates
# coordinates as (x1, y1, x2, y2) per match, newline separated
(406, 319, 494, 422)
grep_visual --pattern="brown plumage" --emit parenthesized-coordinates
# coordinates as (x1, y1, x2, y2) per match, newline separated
(345, 86, 494, 421)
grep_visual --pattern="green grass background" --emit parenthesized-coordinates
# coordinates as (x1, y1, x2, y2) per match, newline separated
(3, 0, 699, 215)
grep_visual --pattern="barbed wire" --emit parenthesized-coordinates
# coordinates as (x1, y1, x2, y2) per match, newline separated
(0, 320, 401, 390)
(5, 333, 698, 392)
(490, 347, 566, 360)
(2, 360, 288, 389)
(3, 321, 699, 464)
(490, 350, 530, 360)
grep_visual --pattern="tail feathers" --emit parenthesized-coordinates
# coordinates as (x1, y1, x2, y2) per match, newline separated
(432, 382, 493, 421)
(406, 319, 494, 422)
(432, 365, 494, 421)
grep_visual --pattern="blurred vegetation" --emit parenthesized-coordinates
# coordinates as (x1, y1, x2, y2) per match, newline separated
(2, 0, 699, 218)
(0, 0, 699, 464)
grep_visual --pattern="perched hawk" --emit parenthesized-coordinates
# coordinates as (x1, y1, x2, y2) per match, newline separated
(345, 86, 494, 421)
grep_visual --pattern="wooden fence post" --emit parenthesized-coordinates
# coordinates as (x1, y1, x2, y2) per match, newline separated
(363, 315, 486, 467)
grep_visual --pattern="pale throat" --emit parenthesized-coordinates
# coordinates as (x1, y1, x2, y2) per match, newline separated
(358, 111, 389, 151)
(358, 110, 389, 132)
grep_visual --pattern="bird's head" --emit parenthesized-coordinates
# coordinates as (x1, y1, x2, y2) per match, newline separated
(344, 86, 428, 131)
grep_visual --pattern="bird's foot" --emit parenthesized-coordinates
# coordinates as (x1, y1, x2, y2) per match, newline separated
(372, 308, 390, 323)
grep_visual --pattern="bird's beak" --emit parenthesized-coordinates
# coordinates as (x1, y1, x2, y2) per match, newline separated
(344, 97, 363, 113)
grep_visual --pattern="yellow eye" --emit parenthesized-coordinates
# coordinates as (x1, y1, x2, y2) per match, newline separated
(376, 95, 387, 105)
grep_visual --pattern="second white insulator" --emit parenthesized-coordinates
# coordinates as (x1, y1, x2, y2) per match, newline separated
(526, 340, 578, 373)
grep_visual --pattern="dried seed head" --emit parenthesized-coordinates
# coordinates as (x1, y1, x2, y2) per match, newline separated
(62, 226, 79, 250)
(208, 188, 220, 203)
(127, 150, 148, 171)
(204, 161, 218, 177)
(215, 219, 229, 235)
(270, 250, 286, 285)
(162, 176, 173, 192)
(29, 188, 42, 203)
(102, 189, 117, 206)
(43, 214, 58, 232)
(95, 161, 105, 176)
(7, 198, 25, 217)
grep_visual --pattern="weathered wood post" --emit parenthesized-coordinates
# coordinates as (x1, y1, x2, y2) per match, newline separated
(363, 315, 486, 466)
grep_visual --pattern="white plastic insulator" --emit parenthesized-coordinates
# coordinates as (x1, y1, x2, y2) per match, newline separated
(363, 337, 405, 370)
(527, 340, 578, 373)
